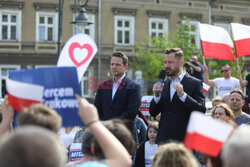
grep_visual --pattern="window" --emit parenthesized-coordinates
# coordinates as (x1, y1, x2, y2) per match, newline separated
(0, 65, 20, 97)
(35, 65, 56, 68)
(36, 12, 58, 42)
(81, 68, 93, 97)
(214, 23, 231, 34)
(149, 18, 168, 38)
(114, 16, 134, 45)
(0, 10, 21, 41)
(183, 20, 200, 49)
(74, 14, 95, 40)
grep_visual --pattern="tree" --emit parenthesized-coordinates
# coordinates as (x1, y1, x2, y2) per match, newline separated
(132, 17, 246, 87)
(204, 49, 246, 79)
(132, 17, 197, 81)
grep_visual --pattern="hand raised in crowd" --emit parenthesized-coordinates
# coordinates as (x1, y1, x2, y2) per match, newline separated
(173, 83, 184, 97)
(75, 94, 99, 126)
(0, 95, 14, 137)
(237, 68, 242, 77)
(0, 95, 14, 122)
(153, 82, 164, 97)
(203, 63, 208, 73)
(75, 94, 132, 167)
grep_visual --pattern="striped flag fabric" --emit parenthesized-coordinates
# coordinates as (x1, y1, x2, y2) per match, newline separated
(184, 112, 233, 157)
(199, 23, 235, 61)
(203, 82, 210, 94)
(231, 23, 250, 58)
(6, 79, 44, 111)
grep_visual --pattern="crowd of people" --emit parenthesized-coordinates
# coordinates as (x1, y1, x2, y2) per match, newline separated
(0, 48, 250, 167)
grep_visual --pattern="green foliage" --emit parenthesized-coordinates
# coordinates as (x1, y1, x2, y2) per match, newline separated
(205, 51, 246, 79)
(132, 17, 246, 81)
(132, 17, 197, 80)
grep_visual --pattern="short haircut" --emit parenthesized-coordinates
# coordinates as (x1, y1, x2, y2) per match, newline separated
(229, 89, 245, 100)
(146, 121, 158, 140)
(81, 128, 95, 156)
(152, 142, 198, 167)
(212, 96, 222, 106)
(81, 119, 136, 159)
(222, 64, 231, 69)
(164, 48, 184, 59)
(211, 103, 235, 120)
(0, 126, 66, 167)
(222, 125, 250, 167)
(17, 104, 62, 133)
(111, 52, 128, 66)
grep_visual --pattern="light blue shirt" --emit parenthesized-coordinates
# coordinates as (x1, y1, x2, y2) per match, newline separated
(112, 74, 125, 99)
(154, 73, 187, 103)
(77, 161, 108, 167)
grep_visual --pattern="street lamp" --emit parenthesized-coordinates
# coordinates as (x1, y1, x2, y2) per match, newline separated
(209, 0, 219, 24)
(57, 0, 93, 58)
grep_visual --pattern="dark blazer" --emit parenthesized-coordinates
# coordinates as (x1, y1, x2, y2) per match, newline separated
(134, 141, 146, 167)
(94, 76, 141, 133)
(150, 74, 206, 144)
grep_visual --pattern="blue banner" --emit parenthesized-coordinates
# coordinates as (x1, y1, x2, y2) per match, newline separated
(9, 67, 84, 127)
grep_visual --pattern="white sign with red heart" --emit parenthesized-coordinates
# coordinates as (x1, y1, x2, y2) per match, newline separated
(57, 33, 98, 82)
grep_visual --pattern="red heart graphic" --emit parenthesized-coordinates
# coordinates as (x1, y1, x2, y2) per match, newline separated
(68, 42, 93, 67)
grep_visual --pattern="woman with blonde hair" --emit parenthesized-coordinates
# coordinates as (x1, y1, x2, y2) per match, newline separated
(151, 142, 198, 167)
(211, 103, 235, 120)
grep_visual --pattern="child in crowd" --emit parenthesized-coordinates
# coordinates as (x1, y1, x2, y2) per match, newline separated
(58, 126, 79, 154)
(135, 121, 158, 167)
(151, 142, 199, 167)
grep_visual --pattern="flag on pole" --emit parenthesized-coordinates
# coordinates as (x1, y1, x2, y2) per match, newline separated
(184, 112, 233, 157)
(199, 23, 235, 61)
(203, 82, 210, 94)
(6, 79, 44, 111)
(231, 23, 250, 58)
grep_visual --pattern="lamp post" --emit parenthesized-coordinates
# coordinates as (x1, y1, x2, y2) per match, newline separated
(209, 0, 219, 24)
(97, 0, 101, 82)
(57, 0, 93, 58)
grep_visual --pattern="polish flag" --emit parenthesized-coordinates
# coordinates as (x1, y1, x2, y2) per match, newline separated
(203, 82, 210, 94)
(184, 112, 233, 157)
(6, 79, 44, 111)
(199, 23, 235, 61)
(231, 23, 250, 58)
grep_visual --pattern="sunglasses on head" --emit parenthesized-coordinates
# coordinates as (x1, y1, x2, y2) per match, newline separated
(221, 69, 230, 73)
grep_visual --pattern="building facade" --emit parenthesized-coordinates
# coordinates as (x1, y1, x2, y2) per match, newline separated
(0, 0, 250, 100)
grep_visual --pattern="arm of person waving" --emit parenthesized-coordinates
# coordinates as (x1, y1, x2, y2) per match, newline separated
(0, 96, 14, 137)
(203, 63, 215, 87)
(76, 94, 132, 167)
(238, 67, 248, 89)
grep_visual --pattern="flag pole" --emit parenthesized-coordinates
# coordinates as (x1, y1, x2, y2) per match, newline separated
(237, 58, 239, 67)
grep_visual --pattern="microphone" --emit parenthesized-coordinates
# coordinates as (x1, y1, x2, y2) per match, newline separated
(158, 70, 166, 83)
(155, 70, 166, 96)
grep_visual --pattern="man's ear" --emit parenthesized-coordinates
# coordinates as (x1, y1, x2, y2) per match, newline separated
(124, 64, 128, 70)
(180, 59, 184, 67)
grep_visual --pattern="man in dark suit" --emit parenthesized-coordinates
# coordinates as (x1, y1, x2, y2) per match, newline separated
(150, 48, 206, 144)
(94, 52, 141, 141)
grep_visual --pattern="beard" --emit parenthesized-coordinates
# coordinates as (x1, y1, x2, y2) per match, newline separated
(165, 66, 180, 77)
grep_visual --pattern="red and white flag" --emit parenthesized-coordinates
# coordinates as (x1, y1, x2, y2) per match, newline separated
(231, 23, 250, 58)
(203, 82, 210, 94)
(199, 23, 235, 61)
(184, 112, 233, 157)
(6, 79, 44, 111)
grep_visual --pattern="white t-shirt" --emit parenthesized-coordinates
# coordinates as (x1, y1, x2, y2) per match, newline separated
(58, 127, 79, 153)
(145, 141, 158, 167)
(213, 77, 241, 97)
